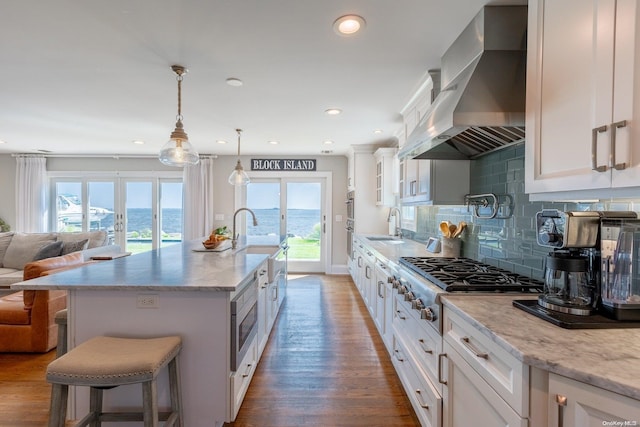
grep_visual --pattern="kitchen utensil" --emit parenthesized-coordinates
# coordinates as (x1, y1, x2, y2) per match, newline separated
(439, 221, 450, 238)
(448, 223, 457, 238)
(451, 221, 466, 238)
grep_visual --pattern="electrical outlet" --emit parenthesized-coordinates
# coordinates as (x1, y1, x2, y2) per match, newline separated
(136, 294, 159, 308)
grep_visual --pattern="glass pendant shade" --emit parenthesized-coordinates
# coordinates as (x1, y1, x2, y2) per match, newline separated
(228, 159, 250, 185)
(159, 120, 199, 166)
(228, 128, 250, 186)
(158, 65, 199, 167)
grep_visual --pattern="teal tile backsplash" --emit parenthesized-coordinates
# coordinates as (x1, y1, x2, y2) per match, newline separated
(404, 142, 640, 280)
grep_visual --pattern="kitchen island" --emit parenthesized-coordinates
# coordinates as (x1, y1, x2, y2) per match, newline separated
(12, 238, 274, 427)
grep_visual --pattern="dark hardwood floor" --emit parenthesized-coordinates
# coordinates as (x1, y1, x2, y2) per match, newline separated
(228, 274, 419, 427)
(0, 274, 419, 427)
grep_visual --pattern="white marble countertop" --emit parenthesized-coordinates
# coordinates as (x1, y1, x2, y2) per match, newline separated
(441, 294, 640, 401)
(353, 234, 445, 267)
(11, 238, 270, 292)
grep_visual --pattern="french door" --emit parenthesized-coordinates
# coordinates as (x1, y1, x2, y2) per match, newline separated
(245, 176, 329, 273)
(51, 174, 182, 254)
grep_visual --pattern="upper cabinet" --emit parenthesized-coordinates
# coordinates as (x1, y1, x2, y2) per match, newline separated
(525, 0, 640, 199)
(374, 147, 397, 207)
(399, 158, 470, 205)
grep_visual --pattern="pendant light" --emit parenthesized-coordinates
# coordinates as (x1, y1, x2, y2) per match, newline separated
(159, 65, 200, 167)
(228, 129, 250, 186)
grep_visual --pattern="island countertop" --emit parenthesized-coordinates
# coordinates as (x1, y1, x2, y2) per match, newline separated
(11, 238, 270, 292)
(441, 294, 640, 401)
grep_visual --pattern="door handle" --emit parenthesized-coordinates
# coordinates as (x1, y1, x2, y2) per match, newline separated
(591, 125, 608, 172)
(438, 353, 448, 385)
(611, 120, 627, 170)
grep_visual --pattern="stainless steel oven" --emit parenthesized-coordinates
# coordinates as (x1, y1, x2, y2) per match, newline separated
(346, 191, 354, 259)
(230, 273, 258, 371)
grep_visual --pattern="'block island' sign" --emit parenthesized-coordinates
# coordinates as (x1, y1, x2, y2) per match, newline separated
(251, 159, 316, 171)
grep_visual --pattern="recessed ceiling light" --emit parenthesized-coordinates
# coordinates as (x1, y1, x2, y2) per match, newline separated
(373, 129, 383, 134)
(323, 140, 334, 145)
(132, 140, 145, 145)
(216, 140, 228, 144)
(268, 140, 279, 145)
(333, 15, 366, 36)
(0, 140, 6, 144)
(325, 108, 342, 116)
(321, 150, 334, 154)
(226, 78, 243, 87)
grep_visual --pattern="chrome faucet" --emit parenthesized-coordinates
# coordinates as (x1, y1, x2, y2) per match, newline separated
(387, 207, 403, 238)
(232, 208, 259, 249)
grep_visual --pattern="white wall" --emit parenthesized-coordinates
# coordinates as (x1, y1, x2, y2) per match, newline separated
(0, 153, 350, 271)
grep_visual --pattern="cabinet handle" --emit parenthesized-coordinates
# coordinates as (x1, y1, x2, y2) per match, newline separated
(394, 349, 404, 362)
(410, 180, 417, 196)
(591, 125, 608, 172)
(378, 281, 384, 298)
(460, 336, 488, 359)
(358, 256, 363, 268)
(396, 309, 406, 320)
(414, 389, 430, 409)
(242, 363, 253, 378)
(438, 353, 447, 385)
(418, 338, 433, 354)
(365, 265, 371, 279)
(611, 120, 628, 170)
(555, 394, 567, 427)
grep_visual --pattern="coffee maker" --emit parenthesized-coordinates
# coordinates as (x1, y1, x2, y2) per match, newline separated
(535, 210, 607, 315)
(600, 219, 640, 320)
(514, 209, 640, 328)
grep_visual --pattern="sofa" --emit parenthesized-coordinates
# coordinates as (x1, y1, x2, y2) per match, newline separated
(0, 251, 100, 352)
(0, 230, 112, 289)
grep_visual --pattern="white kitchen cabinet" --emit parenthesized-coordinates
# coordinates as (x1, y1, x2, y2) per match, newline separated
(399, 158, 470, 205)
(525, 0, 640, 199)
(548, 373, 640, 427)
(230, 339, 258, 420)
(256, 264, 269, 356)
(347, 145, 389, 235)
(441, 340, 527, 427)
(373, 261, 391, 345)
(374, 147, 397, 207)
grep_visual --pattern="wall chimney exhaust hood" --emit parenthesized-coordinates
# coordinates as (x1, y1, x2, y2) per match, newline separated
(398, 6, 527, 161)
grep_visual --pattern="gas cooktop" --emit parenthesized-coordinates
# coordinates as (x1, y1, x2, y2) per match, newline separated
(399, 257, 544, 293)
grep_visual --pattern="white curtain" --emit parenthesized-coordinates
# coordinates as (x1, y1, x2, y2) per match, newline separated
(15, 155, 48, 232)
(183, 157, 215, 240)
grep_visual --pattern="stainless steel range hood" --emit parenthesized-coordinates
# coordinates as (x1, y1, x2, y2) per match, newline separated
(398, 6, 527, 160)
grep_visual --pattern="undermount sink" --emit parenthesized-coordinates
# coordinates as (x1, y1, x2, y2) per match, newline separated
(367, 236, 404, 244)
(241, 245, 280, 255)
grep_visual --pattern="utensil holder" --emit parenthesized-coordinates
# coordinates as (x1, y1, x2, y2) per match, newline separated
(441, 237, 461, 257)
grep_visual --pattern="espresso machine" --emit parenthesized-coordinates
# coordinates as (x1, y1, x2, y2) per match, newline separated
(514, 209, 640, 328)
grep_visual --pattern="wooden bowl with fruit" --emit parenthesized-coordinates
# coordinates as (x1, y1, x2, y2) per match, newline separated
(203, 226, 230, 250)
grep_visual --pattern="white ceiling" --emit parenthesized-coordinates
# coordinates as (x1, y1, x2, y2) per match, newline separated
(0, 0, 516, 158)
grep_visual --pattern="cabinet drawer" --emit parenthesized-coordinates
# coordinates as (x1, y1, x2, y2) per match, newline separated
(443, 309, 529, 417)
(230, 339, 257, 420)
(393, 334, 442, 427)
(444, 341, 527, 427)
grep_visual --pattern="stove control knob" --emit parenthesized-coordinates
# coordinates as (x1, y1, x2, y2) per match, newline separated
(412, 298, 425, 310)
(392, 279, 401, 288)
(420, 306, 437, 322)
(397, 285, 407, 294)
(404, 291, 415, 302)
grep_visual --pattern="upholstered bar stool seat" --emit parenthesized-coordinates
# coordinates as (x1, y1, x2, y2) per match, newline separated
(46, 335, 182, 427)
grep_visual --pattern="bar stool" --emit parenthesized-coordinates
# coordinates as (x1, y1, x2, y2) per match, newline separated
(54, 309, 67, 357)
(46, 335, 183, 427)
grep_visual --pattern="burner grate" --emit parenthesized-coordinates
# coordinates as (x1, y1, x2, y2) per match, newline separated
(399, 257, 543, 293)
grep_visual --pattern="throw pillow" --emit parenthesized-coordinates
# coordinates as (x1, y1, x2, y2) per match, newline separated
(0, 232, 15, 267)
(32, 241, 64, 261)
(61, 238, 89, 255)
(2, 232, 57, 270)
